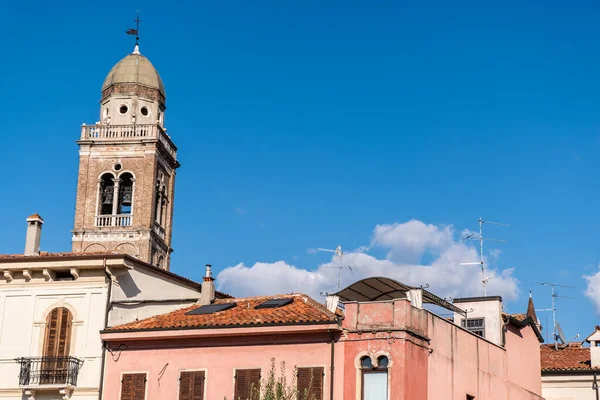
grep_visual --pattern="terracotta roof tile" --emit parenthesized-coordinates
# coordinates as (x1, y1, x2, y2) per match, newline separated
(540, 343, 598, 371)
(106, 293, 340, 331)
(27, 213, 43, 220)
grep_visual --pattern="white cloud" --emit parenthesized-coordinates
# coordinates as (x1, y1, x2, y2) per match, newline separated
(584, 264, 600, 313)
(217, 220, 519, 301)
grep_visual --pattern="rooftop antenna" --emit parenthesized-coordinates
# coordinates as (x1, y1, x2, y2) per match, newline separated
(126, 11, 142, 49)
(318, 245, 353, 290)
(535, 282, 575, 349)
(460, 217, 509, 296)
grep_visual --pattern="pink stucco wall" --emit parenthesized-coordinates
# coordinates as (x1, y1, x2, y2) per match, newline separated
(505, 323, 543, 396)
(343, 298, 543, 400)
(102, 299, 543, 400)
(427, 307, 543, 400)
(341, 300, 429, 400)
(102, 331, 344, 400)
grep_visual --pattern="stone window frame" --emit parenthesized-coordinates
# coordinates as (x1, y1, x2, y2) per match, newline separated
(353, 351, 392, 400)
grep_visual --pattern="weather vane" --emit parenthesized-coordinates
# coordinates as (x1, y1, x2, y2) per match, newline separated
(126, 12, 141, 46)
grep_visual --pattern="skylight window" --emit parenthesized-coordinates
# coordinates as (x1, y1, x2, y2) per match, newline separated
(185, 303, 237, 315)
(255, 298, 293, 309)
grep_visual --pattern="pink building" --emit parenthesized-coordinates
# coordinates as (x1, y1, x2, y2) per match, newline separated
(100, 275, 544, 400)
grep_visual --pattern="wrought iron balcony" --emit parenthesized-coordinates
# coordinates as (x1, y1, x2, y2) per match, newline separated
(15, 357, 84, 387)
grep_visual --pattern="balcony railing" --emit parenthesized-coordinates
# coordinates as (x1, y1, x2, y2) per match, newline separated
(153, 222, 165, 239)
(95, 214, 133, 227)
(80, 124, 177, 159)
(15, 357, 84, 387)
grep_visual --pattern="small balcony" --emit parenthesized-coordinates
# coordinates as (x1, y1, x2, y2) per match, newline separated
(95, 214, 133, 227)
(15, 356, 84, 387)
(153, 221, 165, 239)
(80, 123, 177, 159)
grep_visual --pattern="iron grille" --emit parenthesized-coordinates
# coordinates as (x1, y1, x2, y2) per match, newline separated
(15, 357, 84, 386)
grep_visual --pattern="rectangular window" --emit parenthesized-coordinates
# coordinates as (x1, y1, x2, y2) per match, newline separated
(120, 373, 146, 400)
(179, 371, 205, 400)
(461, 318, 485, 338)
(234, 369, 261, 400)
(297, 367, 324, 400)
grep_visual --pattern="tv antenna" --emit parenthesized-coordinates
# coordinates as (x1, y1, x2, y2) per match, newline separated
(460, 217, 509, 296)
(318, 245, 354, 290)
(535, 282, 575, 349)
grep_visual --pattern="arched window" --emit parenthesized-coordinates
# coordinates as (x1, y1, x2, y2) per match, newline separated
(361, 356, 388, 400)
(99, 173, 115, 215)
(41, 307, 73, 384)
(160, 185, 167, 226)
(118, 173, 134, 215)
(154, 180, 161, 223)
(157, 255, 164, 268)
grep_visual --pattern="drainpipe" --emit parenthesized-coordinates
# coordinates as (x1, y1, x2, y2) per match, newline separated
(329, 331, 335, 400)
(594, 372, 599, 400)
(98, 258, 111, 400)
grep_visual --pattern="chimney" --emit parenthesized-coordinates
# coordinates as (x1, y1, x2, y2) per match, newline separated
(200, 264, 215, 305)
(24, 214, 44, 255)
(586, 326, 600, 368)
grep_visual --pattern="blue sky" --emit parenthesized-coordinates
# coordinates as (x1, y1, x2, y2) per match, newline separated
(1, 1, 600, 342)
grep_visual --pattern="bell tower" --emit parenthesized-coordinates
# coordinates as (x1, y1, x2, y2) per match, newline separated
(72, 44, 179, 270)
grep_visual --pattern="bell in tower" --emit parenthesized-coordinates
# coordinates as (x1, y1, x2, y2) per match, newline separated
(71, 42, 180, 270)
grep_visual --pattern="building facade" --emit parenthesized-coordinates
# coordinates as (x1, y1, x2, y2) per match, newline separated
(100, 277, 545, 400)
(0, 216, 226, 400)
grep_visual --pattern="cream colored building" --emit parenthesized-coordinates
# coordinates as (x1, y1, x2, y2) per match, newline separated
(541, 328, 600, 400)
(0, 45, 224, 400)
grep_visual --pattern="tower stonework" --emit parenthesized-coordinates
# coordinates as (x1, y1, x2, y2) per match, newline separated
(72, 45, 179, 270)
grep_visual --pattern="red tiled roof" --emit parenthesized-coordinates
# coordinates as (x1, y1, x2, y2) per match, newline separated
(27, 213, 43, 220)
(540, 343, 597, 372)
(508, 313, 527, 322)
(106, 293, 340, 331)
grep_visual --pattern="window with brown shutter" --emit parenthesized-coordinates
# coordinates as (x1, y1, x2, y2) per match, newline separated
(297, 367, 324, 400)
(43, 307, 73, 358)
(179, 371, 205, 400)
(120, 373, 147, 400)
(40, 307, 73, 384)
(234, 369, 261, 400)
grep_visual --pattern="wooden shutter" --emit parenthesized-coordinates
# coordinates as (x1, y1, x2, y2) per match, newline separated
(297, 367, 324, 400)
(121, 373, 147, 400)
(43, 307, 72, 358)
(234, 369, 261, 400)
(179, 371, 205, 400)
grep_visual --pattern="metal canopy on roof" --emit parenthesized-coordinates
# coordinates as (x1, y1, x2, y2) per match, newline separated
(333, 277, 466, 317)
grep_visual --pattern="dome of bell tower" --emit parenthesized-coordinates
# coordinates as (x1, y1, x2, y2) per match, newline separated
(101, 45, 166, 99)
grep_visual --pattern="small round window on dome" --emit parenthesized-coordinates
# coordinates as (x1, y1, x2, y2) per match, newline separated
(114, 163, 122, 171)
(140, 106, 149, 117)
(119, 105, 128, 114)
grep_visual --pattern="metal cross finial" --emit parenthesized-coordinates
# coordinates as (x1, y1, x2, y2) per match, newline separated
(126, 12, 142, 46)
